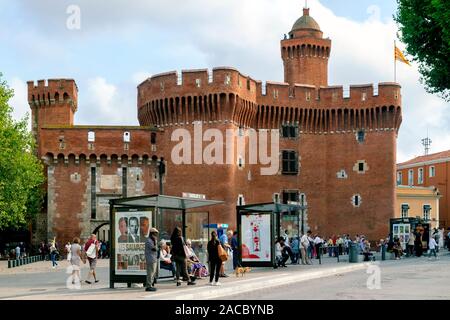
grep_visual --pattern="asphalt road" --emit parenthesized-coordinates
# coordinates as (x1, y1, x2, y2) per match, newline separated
(221, 253, 450, 300)
(1, 253, 449, 300)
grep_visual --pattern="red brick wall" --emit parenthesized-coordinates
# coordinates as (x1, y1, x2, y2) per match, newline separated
(397, 161, 450, 228)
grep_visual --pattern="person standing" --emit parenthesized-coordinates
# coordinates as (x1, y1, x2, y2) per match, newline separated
(15, 245, 20, 260)
(314, 235, 323, 260)
(428, 236, 438, 260)
(50, 241, 58, 268)
(291, 236, 300, 264)
(70, 238, 83, 285)
(65, 242, 71, 262)
(407, 232, 415, 257)
(414, 229, 423, 257)
(218, 231, 230, 277)
(84, 234, 99, 284)
(300, 231, 312, 265)
(170, 227, 196, 287)
(230, 231, 239, 270)
(145, 228, 159, 291)
(207, 230, 222, 286)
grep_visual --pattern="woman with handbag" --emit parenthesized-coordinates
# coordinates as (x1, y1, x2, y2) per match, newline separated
(207, 230, 223, 286)
(170, 227, 196, 287)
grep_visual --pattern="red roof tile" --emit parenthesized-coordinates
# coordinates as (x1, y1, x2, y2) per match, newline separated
(397, 149, 450, 167)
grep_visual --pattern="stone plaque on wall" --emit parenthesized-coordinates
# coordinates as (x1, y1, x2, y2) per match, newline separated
(101, 175, 121, 190)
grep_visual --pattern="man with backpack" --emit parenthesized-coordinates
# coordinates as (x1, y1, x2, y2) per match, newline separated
(300, 231, 312, 265)
(84, 234, 99, 284)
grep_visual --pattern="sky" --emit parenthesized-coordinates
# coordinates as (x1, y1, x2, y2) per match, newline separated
(1, 0, 449, 163)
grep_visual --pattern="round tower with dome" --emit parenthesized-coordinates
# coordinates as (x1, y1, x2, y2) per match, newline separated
(281, 7, 331, 87)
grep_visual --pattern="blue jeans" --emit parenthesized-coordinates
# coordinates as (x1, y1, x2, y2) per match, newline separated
(428, 249, 437, 258)
(51, 253, 58, 267)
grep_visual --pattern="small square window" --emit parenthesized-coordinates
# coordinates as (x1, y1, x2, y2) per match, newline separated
(88, 131, 95, 142)
(123, 132, 131, 142)
(357, 130, 365, 143)
(282, 150, 299, 175)
(352, 194, 362, 207)
(281, 124, 299, 138)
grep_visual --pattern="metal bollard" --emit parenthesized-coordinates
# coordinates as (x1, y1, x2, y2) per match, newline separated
(8, 260, 11, 268)
(381, 245, 386, 261)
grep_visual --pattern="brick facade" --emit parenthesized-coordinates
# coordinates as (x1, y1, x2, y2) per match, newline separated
(397, 150, 450, 228)
(29, 8, 402, 245)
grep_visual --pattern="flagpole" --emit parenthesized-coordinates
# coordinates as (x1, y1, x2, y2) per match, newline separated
(394, 40, 397, 83)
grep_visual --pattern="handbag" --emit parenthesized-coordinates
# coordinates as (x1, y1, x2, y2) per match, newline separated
(218, 244, 228, 262)
(81, 251, 87, 264)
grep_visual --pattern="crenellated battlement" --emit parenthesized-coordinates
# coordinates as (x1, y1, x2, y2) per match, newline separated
(27, 78, 78, 110)
(137, 67, 402, 133)
(138, 67, 402, 110)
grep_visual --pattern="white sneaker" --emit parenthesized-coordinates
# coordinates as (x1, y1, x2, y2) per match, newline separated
(209, 282, 214, 286)
(214, 281, 221, 286)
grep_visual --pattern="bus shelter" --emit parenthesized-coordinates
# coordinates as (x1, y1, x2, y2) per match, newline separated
(236, 202, 306, 267)
(109, 194, 224, 288)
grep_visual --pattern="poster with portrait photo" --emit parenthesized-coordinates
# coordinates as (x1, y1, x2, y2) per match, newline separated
(115, 210, 153, 275)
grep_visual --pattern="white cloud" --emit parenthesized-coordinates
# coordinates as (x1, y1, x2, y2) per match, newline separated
(131, 72, 152, 85)
(9, 0, 450, 161)
(75, 77, 138, 126)
(8, 77, 30, 125)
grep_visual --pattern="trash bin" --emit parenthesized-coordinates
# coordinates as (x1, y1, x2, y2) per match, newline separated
(349, 242, 358, 263)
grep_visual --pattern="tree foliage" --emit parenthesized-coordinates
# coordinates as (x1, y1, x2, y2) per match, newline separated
(0, 74, 44, 230)
(394, 0, 450, 101)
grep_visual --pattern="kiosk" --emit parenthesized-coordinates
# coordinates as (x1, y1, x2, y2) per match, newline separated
(389, 217, 430, 250)
(236, 202, 305, 267)
(109, 194, 224, 288)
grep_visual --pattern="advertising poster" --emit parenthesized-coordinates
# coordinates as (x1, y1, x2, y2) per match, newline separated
(115, 210, 153, 275)
(241, 213, 271, 262)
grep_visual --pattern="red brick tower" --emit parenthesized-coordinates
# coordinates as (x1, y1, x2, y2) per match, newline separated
(27, 79, 78, 156)
(281, 7, 331, 87)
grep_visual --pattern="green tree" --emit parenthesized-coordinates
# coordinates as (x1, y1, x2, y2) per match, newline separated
(0, 74, 44, 230)
(394, 0, 450, 101)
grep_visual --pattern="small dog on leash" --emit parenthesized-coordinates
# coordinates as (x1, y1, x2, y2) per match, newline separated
(235, 266, 251, 277)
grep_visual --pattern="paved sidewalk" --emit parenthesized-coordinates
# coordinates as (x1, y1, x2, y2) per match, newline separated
(0, 256, 368, 300)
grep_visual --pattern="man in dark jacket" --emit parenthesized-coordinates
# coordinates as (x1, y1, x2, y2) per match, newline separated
(145, 228, 159, 291)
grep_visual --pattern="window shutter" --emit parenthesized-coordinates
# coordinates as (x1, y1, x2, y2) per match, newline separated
(294, 153, 299, 173)
(289, 125, 296, 137)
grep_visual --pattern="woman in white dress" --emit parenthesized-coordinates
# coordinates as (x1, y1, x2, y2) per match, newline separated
(70, 237, 83, 285)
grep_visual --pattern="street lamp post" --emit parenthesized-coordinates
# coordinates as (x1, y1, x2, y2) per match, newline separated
(157, 157, 165, 232)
